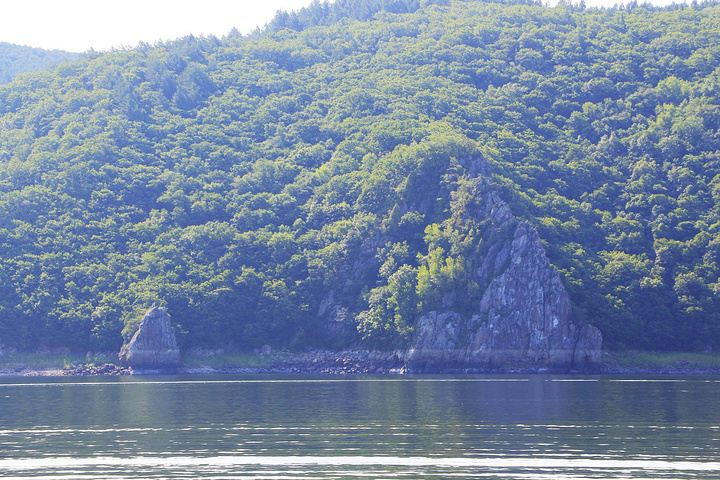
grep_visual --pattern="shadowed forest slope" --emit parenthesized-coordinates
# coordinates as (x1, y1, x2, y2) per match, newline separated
(0, 42, 80, 84)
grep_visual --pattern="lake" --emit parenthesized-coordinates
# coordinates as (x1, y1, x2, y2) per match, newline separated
(0, 374, 718, 479)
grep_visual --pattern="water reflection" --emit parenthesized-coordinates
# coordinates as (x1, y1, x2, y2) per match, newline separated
(0, 375, 718, 478)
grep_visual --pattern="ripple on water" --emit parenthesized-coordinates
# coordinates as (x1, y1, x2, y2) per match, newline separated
(1, 375, 719, 478)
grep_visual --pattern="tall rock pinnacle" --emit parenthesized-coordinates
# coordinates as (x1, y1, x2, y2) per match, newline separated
(119, 306, 181, 370)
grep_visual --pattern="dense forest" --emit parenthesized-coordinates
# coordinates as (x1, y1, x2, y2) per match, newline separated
(0, 43, 80, 85)
(0, 0, 719, 353)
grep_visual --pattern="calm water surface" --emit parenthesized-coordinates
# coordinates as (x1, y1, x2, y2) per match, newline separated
(0, 374, 719, 479)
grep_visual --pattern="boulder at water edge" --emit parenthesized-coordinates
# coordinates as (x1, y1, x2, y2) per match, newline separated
(119, 306, 181, 370)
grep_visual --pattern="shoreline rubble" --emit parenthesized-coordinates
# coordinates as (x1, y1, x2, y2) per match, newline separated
(2, 349, 720, 376)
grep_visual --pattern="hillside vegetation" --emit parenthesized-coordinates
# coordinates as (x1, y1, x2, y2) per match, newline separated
(0, 0, 719, 353)
(0, 43, 80, 84)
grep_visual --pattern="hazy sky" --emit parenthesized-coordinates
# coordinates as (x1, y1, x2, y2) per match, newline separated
(1, 0, 319, 52)
(2, 0, 677, 53)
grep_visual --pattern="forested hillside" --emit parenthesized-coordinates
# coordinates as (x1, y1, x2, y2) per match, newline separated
(0, 0, 719, 353)
(0, 43, 80, 84)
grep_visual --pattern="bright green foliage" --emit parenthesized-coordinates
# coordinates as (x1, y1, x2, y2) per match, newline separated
(0, 0, 720, 352)
(358, 264, 418, 348)
(417, 246, 465, 311)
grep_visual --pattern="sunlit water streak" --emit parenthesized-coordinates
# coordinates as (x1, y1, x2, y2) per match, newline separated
(1, 455, 718, 479)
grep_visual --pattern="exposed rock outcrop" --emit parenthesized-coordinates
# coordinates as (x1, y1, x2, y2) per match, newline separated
(313, 155, 602, 372)
(407, 174, 602, 372)
(119, 306, 181, 370)
(573, 324, 603, 370)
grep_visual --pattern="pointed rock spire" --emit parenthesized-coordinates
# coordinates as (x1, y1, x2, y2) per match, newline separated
(119, 306, 181, 370)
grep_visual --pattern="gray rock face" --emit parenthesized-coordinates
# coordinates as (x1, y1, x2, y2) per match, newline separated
(119, 306, 181, 370)
(407, 173, 602, 372)
(573, 324, 603, 370)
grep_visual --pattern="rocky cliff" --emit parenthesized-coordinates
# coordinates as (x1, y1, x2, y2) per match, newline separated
(119, 306, 181, 370)
(406, 173, 602, 372)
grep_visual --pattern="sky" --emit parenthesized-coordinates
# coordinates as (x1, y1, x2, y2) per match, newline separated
(1, 0, 679, 53)
(0, 0, 321, 52)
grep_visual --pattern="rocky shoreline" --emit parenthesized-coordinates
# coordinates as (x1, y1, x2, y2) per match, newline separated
(2, 363, 131, 376)
(2, 349, 720, 376)
(599, 364, 720, 375)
